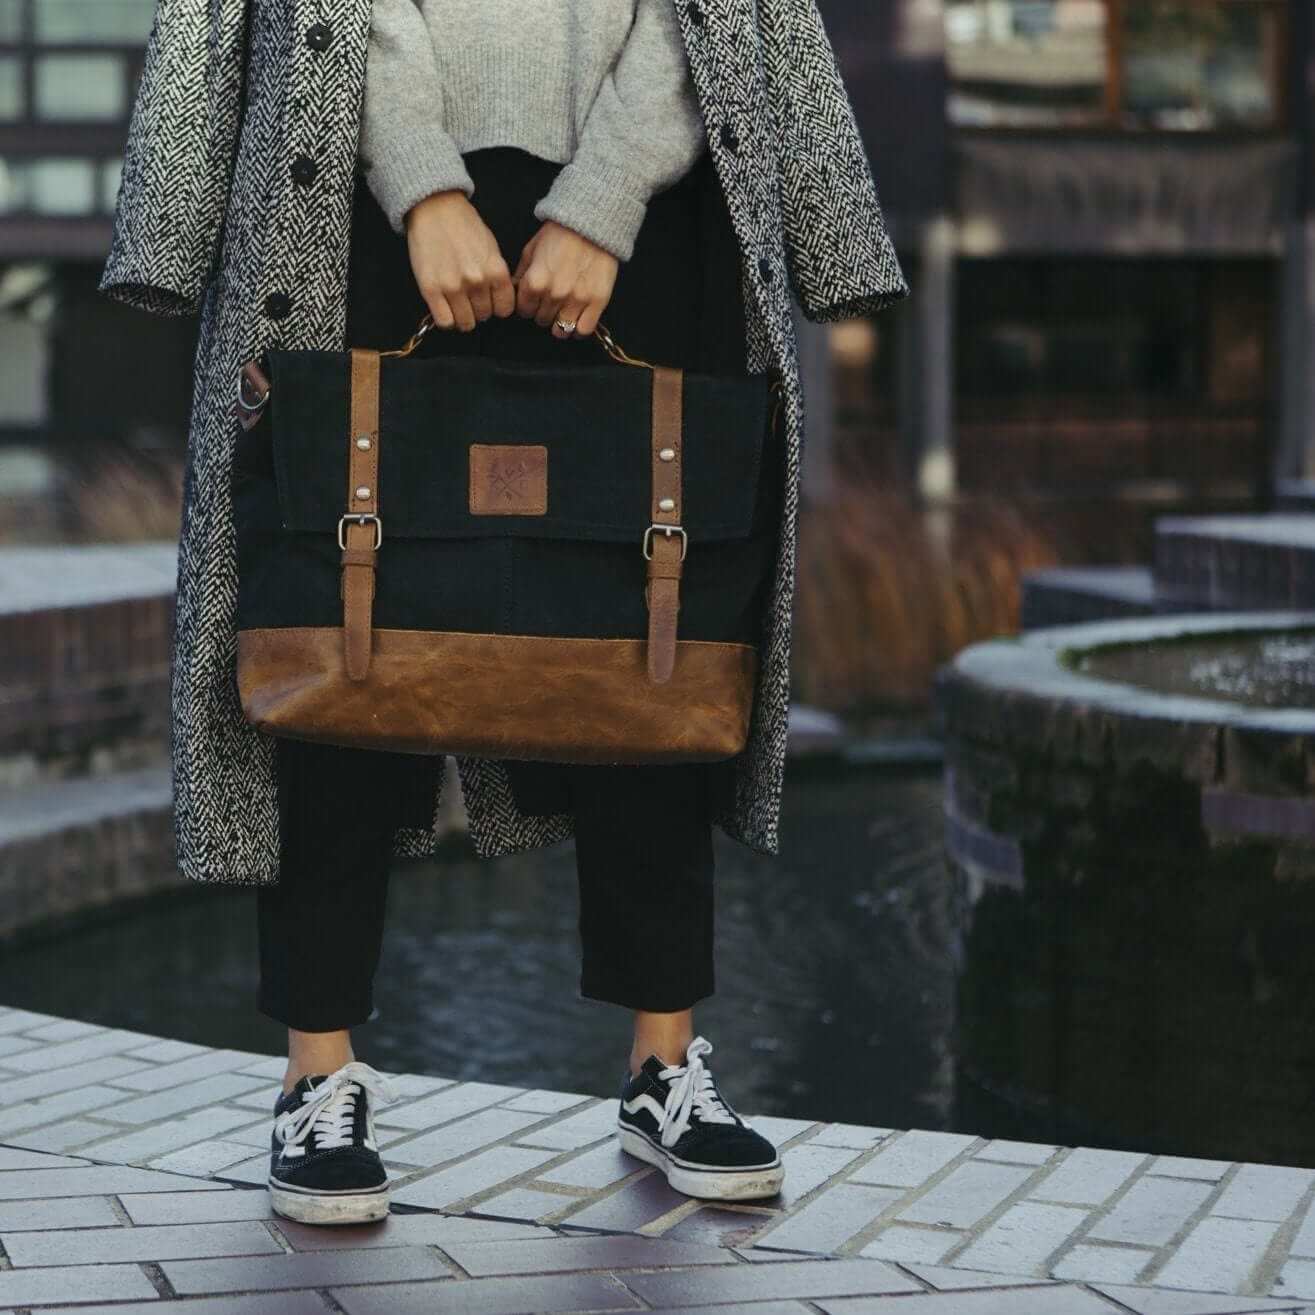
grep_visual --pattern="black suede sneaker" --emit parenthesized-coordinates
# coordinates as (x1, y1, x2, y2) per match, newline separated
(617, 1036, 784, 1200)
(268, 1061, 396, 1224)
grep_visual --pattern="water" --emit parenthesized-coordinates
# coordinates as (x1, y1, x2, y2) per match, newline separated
(2, 763, 952, 1128)
(1078, 629, 1315, 709)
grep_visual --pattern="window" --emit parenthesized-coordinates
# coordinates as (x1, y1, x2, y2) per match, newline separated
(34, 54, 124, 120)
(946, 0, 1287, 131)
(33, 0, 154, 44)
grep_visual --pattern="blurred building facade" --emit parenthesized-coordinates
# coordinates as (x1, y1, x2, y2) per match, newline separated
(823, 0, 1314, 558)
(1, 0, 1312, 555)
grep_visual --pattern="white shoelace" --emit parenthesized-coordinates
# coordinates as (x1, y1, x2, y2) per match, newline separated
(276, 1061, 397, 1155)
(656, 1036, 742, 1148)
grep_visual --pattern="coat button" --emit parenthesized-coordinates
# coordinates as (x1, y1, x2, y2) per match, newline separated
(686, 2, 704, 25)
(305, 21, 331, 50)
(264, 291, 292, 320)
(758, 256, 774, 284)
(720, 122, 739, 152)
(291, 155, 318, 186)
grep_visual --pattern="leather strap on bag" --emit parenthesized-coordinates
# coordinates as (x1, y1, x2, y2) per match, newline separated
(644, 365, 686, 685)
(340, 348, 382, 682)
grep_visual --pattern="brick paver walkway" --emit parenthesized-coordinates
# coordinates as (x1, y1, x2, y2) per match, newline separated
(2, 1006, 1314, 1313)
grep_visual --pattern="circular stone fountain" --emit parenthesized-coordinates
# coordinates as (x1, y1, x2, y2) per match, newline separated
(936, 611, 1315, 1166)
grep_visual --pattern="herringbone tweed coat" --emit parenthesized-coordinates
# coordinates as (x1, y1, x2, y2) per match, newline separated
(99, 0, 908, 885)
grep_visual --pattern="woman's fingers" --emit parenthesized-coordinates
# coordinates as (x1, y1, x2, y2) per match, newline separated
(551, 297, 588, 340)
(572, 297, 605, 339)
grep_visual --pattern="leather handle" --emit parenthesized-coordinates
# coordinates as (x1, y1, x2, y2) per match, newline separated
(341, 348, 382, 681)
(645, 365, 685, 684)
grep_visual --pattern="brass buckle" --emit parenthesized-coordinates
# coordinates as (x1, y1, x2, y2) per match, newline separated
(642, 523, 687, 561)
(338, 513, 382, 550)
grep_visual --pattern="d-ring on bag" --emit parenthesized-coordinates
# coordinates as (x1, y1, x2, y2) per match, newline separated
(228, 313, 784, 764)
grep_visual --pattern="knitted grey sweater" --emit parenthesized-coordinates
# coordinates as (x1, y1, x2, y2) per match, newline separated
(358, 0, 708, 262)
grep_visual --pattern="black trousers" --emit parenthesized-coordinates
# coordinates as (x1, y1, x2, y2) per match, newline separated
(256, 145, 751, 1031)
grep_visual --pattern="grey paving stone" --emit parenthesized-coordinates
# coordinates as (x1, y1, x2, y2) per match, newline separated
(0, 1084, 135, 1137)
(1277, 1262, 1315, 1302)
(0, 1033, 41, 1059)
(558, 1170, 689, 1231)
(4, 1219, 284, 1267)
(620, 1256, 922, 1306)
(1149, 1156, 1235, 1182)
(1095, 1283, 1303, 1312)
(108, 1048, 264, 1093)
(745, 1116, 820, 1146)
(1294, 1199, 1315, 1259)
(0, 1262, 160, 1307)
(952, 1201, 1089, 1276)
(15, 1298, 333, 1315)
(751, 1184, 900, 1254)
(163, 1246, 454, 1294)
(0, 1007, 57, 1034)
(1213, 1164, 1315, 1223)
(277, 1213, 553, 1250)
(617, 1305, 811, 1315)
(808, 1124, 892, 1151)
(98, 1072, 271, 1124)
(1155, 1215, 1281, 1293)
(0, 1195, 120, 1231)
(5, 1118, 117, 1154)
(70, 1104, 255, 1163)
(775, 1142, 867, 1206)
(816, 1286, 1113, 1314)
(663, 1206, 776, 1249)
(848, 1130, 979, 1190)
(1087, 1176, 1215, 1247)
(536, 1139, 644, 1189)
(332, 1271, 641, 1315)
(906, 1265, 1058, 1290)
(4, 1055, 151, 1103)
(375, 1082, 524, 1131)
(898, 1161, 1036, 1230)
(124, 1037, 211, 1063)
(26, 1019, 105, 1042)
(0, 1146, 89, 1169)
(858, 1225, 962, 1264)
(442, 1233, 731, 1277)
(0, 1164, 229, 1200)
(975, 1140, 1058, 1166)
(390, 1145, 562, 1210)
(122, 1189, 272, 1225)
(1049, 1243, 1154, 1284)
(147, 1138, 265, 1176)
(1, 1028, 149, 1073)
(232, 1056, 290, 1081)
(209, 1153, 274, 1186)
(514, 1100, 617, 1151)
(1030, 1148, 1148, 1207)
(470, 1186, 584, 1223)
(387, 1108, 549, 1167)
(503, 1089, 595, 1115)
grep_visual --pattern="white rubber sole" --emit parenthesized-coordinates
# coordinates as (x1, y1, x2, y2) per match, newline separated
(268, 1179, 391, 1225)
(617, 1125, 785, 1200)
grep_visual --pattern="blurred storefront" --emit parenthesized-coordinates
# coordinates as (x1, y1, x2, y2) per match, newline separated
(0, 0, 195, 540)
(824, 0, 1313, 560)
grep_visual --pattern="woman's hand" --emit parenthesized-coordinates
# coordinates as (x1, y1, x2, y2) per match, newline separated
(513, 221, 619, 339)
(405, 189, 516, 332)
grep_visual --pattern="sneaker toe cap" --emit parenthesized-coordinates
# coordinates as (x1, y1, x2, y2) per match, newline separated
(282, 1149, 387, 1191)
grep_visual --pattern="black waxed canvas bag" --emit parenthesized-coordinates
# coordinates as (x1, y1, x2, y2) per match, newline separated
(229, 314, 784, 764)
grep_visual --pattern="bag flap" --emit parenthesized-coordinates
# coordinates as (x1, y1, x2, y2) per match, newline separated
(264, 349, 774, 543)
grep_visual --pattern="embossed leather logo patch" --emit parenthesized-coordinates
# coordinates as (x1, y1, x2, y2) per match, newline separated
(469, 444, 548, 516)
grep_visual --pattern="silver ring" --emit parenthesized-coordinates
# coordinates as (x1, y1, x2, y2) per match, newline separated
(554, 317, 577, 334)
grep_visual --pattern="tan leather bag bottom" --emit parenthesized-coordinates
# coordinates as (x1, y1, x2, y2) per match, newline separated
(236, 626, 757, 762)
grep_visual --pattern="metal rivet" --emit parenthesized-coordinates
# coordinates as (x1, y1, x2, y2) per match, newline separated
(658, 497, 675, 512)
(355, 485, 371, 499)
(659, 447, 675, 461)
(356, 436, 371, 450)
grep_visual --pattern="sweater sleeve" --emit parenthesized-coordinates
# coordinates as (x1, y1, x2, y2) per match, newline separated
(532, 0, 707, 262)
(358, 0, 475, 235)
